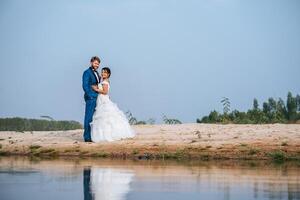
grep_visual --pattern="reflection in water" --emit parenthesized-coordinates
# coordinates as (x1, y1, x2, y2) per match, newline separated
(0, 157, 300, 200)
(84, 167, 134, 200)
(84, 168, 92, 200)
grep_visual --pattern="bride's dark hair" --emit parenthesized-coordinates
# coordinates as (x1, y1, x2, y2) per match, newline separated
(102, 67, 111, 78)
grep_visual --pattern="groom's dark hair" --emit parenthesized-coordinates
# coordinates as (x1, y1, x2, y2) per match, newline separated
(90, 56, 101, 63)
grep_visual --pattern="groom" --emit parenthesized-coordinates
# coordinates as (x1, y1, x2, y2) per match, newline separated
(82, 56, 101, 142)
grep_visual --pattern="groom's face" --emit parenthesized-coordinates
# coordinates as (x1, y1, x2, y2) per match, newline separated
(91, 60, 100, 70)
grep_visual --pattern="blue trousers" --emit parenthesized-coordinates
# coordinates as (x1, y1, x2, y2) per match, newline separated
(83, 168, 92, 200)
(83, 99, 96, 141)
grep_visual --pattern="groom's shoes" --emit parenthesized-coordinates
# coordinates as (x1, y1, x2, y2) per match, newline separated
(84, 139, 92, 142)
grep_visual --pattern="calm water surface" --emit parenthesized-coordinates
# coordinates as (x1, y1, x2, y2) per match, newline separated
(0, 157, 299, 200)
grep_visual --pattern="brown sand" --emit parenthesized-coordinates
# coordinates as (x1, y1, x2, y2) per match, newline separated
(0, 123, 299, 160)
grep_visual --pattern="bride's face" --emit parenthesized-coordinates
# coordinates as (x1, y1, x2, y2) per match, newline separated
(101, 70, 109, 79)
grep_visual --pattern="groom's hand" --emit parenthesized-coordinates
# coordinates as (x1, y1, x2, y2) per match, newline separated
(92, 85, 99, 92)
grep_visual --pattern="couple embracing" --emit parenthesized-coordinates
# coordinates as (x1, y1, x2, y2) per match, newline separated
(82, 56, 135, 142)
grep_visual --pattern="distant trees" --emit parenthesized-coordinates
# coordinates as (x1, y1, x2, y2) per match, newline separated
(0, 117, 82, 131)
(126, 111, 153, 125)
(162, 115, 182, 124)
(126, 111, 182, 125)
(197, 92, 300, 124)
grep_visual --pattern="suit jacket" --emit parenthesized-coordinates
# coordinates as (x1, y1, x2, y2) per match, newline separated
(82, 67, 101, 101)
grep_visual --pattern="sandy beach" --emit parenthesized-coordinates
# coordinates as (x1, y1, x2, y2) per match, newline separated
(0, 123, 299, 160)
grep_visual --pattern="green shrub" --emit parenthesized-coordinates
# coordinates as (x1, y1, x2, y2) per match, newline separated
(0, 117, 82, 131)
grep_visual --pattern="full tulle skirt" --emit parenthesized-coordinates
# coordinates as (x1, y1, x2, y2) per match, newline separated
(90, 95, 135, 142)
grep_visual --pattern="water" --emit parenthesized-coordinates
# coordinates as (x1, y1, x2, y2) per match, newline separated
(0, 157, 299, 200)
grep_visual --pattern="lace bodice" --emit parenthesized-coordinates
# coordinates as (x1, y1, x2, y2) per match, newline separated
(98, 80, 110, 95)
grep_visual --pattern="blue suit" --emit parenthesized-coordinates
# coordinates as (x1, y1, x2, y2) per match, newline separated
(82, 67, 100, 141)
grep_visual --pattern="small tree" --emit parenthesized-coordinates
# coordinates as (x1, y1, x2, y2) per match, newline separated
(125, 111, 138, 125)
(125, 111, 152, 125)
(296, 95, 300, 112)
(162, 115, 182, 124)
(253, 98, 259, 110)
(221, 97, 230, 114)
(287, 92, 297, 121)
(208, 110, 220, 122)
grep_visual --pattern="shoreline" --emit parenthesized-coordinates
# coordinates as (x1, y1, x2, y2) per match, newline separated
(0, 123, 299, 161)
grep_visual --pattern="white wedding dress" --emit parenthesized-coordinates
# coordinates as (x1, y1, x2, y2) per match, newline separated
(90, 80, 135, 142)
(90, 167, 134, 200)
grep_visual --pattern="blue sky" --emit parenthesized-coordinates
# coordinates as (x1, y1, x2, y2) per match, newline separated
(0, 0, 299, 123)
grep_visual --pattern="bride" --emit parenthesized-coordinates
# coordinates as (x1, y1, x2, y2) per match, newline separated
(90, 67, 135, 142)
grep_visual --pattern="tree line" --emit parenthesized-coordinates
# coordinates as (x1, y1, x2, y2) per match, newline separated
(0, 117, 82, 131)
(4, 91, 297, 131)
(197, 92, 300, 124)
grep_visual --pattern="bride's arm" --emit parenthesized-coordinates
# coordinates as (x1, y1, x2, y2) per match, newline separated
(92, 84, 109, 95)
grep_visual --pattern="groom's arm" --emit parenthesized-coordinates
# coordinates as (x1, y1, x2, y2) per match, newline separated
(82, 71, 97, 99)
(92, 84, 108, 95)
